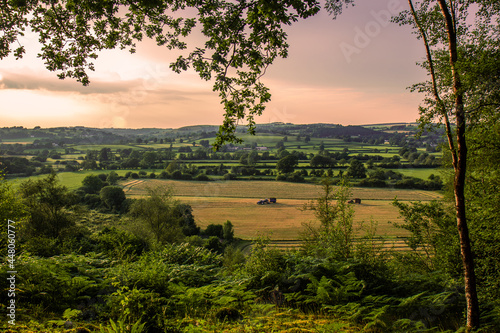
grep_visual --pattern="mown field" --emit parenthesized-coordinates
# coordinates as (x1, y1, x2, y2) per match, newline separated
(124, 179, 442, 240)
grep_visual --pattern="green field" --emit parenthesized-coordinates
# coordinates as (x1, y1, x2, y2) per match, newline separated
(123, 179, 442, 240)
(8, 169, 161, 190)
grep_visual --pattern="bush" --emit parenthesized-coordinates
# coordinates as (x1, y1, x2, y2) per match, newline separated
(359, 178, 387, 188)
(223, 173, 237, 180)
(158, 170, 170, 179)
(82, 174, 105, 194)
(181, 173, 193, 180)
(171, 170, 183, 179)
(286, 172, 305, 183)
(243, 237, 287, 289)
(195, 173, 210, 181)
(205, 236, 223, 254)
(276, 174, 287, 181)
(204, 224, 223, 238)
(94, 227, 148, 260)
(99, 186, 126, 210)
(83, 193, 102, 209)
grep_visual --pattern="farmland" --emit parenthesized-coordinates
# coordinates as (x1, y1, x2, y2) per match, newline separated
(2, 123, 447, 241)
(124, 179, 442, 239)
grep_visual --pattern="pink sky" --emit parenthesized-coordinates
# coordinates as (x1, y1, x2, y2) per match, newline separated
(0, 1, 427, 129)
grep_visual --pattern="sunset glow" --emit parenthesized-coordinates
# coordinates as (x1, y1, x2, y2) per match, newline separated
(0, 1, 427, 129)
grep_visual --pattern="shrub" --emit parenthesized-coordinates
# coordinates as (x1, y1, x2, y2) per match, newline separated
(195, 173, 210, 181)
(205, 236, 223, 254)
(181, 173, 193, 180)
(223, 173, 237, 180)
(204, 224, 223, 238)
(158, 170, 169, 179)
(171, 170, 183, 179)
(100, 186, 126, 210)
(94, 227, 148, 260)
(214, 307, 242, 321)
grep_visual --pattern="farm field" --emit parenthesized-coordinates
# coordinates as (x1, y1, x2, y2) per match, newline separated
(8, 169, 159, 190)
(124, 179, 442, 240)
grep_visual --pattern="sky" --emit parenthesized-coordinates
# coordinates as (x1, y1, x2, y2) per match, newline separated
(0, 0, 428, 130)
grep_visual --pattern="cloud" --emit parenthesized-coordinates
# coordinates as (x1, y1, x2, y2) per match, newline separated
(0, 69, 142, 94)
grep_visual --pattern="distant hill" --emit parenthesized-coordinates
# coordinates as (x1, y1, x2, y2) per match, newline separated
(0, 122, 443, 147)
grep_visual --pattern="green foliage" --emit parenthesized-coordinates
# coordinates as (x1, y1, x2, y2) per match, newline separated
(99, 317, 145, 333)
(222, 220, 234, 241)
(82, 174, 105, 194)
(0, 254, 110, 318)
(105, 286, 164, 332)
(204, 223, 223, 238)
(243, 236, 287, 289)
(466, 116, 500, 308)
(346, 159, 366, 179)
(205, 236, 223, 254)
(94, 227, 148, 260)
(173, 203, 200, 236)
(128, 185, 183, 245)
(392, 200, 460, 276)
(0, 173, 29, 257)
(18, 173, 77, 239)
(276, 154, 299, 174)
(301, 177, 355, 260)
(100, 186, 126, 211)
(222, 244, 245, 274)
(109, 243, 222, 293)
(106, 171, 119, 185)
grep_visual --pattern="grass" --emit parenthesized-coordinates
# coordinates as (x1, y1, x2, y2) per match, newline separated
(390, 168, 447, 180)
(8, 169, 162, 190)
(124, 179, 442, 240)
(175, 312, 359, 332)
(68, 144, 140, 151)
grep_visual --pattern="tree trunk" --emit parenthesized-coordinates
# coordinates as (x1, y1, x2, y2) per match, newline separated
(437, 0, 480, 329)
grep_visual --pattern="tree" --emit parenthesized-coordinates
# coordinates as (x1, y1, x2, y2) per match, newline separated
(204, 224, 223, 238)
(276, 154, 298, 174)
(0, 173, 29, 257)
(392, 200, 460, 274)
(128, 186, 183, 245)
(310, 154, 334, 168)
(82, 174, 105, 194)
(301, 177, 354, 259)
(173, 203, 200, 236)
(388, 1, 500, 328)
(98, 148, 112, 162)
(100, 186, 126, 210)
(106, 171, 119, 185)
(223, 220, 234, 241)
(18, 173, 77, 238)
(346, 159, 366, 179)
(1, 0, 320, 148)
(465, 111, 500, 309)
(141, 151, 157, 168)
